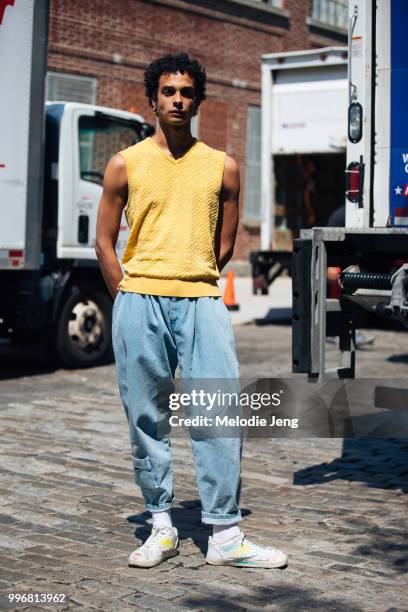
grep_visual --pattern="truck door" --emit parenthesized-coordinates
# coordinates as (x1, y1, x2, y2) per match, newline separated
(57, 107, 143, 261)
(271, 64, 348, 245)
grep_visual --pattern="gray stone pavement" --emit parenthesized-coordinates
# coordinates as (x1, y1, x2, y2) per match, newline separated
(0, 324, 407, 611)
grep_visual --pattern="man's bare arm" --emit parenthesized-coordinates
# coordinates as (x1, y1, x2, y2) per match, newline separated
(95, 154, 128, 299)
(215, 155, 240, 272)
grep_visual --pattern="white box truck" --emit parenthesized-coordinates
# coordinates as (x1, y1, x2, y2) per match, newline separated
(0, 0, 152, 367)
(251, 46, 348, 293)
(292, 0, 408, 379)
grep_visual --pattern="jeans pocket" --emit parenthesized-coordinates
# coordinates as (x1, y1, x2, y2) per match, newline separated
(132, 455, 159, 490)
(112, 291, 122, 317)
(215, 298, 240, 374)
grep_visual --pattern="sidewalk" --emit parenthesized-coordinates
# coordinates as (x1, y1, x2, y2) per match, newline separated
(218, 276, 292, 326)
(0, 334, 407, 610)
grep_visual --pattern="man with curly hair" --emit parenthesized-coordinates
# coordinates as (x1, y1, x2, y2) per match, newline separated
(96, 53, 287, 569)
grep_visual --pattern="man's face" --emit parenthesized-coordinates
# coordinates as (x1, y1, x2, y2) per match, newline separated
(154, 71, 197, 125)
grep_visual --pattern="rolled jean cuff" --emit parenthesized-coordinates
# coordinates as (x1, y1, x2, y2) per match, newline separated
(201, 510, 242, 525)
(146, 501, 173, 513)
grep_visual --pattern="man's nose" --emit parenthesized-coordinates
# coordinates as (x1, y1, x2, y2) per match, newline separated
(173, 92, 183, 107)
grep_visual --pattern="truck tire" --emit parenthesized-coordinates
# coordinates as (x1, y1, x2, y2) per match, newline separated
(55, 284, 113, 368)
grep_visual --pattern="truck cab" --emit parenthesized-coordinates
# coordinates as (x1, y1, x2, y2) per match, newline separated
(44, 102, 147, 263)
(1, 102, 151, 368)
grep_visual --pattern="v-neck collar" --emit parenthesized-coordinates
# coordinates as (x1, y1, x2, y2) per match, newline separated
(147, 136, 199, 163)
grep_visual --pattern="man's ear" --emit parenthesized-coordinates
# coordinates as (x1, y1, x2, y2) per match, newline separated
(151, 97, 158, 115)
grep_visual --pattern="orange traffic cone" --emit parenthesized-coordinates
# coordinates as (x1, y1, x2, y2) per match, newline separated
(223, 270, 240, 311)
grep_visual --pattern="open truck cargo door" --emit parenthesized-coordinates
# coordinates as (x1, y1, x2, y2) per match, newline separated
(271, 61, 348, 155)
(251, 48, 348, 295)
(260, 47, 348, 252)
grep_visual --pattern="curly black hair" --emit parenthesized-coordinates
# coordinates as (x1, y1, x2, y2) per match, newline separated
(144, 53, 206, 108)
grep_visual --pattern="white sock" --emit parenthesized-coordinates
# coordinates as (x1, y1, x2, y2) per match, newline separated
(212, 523, 241, 544)
(151, 509, 172, 530)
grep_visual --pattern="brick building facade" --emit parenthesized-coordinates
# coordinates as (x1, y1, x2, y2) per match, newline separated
(48, 0, 347, 267)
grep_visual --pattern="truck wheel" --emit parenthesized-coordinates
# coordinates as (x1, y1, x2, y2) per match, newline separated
(55, 285, 113, 368)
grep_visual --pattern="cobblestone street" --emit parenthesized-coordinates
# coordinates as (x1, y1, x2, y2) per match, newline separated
(0, 324, 407, 611)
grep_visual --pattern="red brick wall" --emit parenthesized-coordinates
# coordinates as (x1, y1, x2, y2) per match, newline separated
(48, 0, 346, 265)
(199, 99, 228, 151)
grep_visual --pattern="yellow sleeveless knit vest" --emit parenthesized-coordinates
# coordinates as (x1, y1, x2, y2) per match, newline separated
(118, 137, 226, 297)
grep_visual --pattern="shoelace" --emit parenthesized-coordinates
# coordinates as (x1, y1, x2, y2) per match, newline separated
(240, 536, 280, 556)
(236, 533, 256, 550)
(229, 534, 258, 559)
(140, 527, 173, 551)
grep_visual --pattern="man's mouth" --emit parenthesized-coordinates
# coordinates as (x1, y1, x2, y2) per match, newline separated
(169, 110, 185, 116)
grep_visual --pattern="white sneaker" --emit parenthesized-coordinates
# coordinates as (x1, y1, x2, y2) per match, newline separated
(206, 531, 287, 568)
(128, 526, 179, 568)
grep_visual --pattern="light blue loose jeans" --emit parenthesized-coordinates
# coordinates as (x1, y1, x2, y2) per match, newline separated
(112, 291, 242, 525)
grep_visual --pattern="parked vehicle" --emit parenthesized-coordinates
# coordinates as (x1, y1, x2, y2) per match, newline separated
(0, 0, 152, 367)
(292, 0, 408, 379)
(251, 46, 348, 293)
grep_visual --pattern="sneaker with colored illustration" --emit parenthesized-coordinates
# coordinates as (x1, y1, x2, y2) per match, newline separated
(128, 526, 179, 568)
(206, 531, 287, 568)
